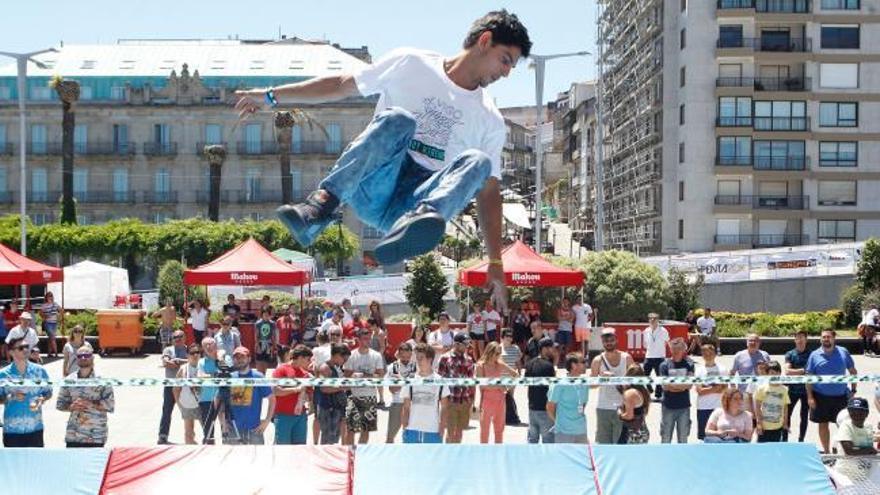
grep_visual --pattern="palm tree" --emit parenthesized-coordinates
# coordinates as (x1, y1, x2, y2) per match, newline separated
(204, 144, 227, 221)
(274, 111, 294, 205)
(50, 76, 79, 224)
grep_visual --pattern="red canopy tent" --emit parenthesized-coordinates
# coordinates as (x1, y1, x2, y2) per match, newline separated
(0, 243, 65, 333)
(183, 238, 310, 349)
(458, 240, 584, 287)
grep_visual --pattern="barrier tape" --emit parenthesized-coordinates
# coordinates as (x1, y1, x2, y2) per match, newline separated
(1, 374, 880, 388)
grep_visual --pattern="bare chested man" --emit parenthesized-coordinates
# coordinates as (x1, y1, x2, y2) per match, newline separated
(151, 298, 179, 348)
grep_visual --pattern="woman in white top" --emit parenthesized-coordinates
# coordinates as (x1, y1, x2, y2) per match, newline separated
(188, 300, 210, 345)
(704, 388, 754, 443)
(62, 325, 87, 376)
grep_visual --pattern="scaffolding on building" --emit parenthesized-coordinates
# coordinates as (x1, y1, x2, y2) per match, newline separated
(597, 0, 664, 254)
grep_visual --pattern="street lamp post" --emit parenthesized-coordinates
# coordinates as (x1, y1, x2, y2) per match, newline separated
(0, 48, 56, 257)
(530, 51, 590, 254)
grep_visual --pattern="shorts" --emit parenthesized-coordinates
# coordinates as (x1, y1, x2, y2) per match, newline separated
(43, 322, 57, 338)
(555, 331, 572, 347)
(809, 392, 848, 423)
(403, 429, 442, 443)
(575, 327, 590, 343)
(485, 330, 497, 342)
(447, 402, 471, 431)
(470, 332, 485, 342)
(345, 396, 378, 433)
(179, 405, 200, 421)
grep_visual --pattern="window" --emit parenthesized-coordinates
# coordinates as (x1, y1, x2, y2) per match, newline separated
(291, 169, 303, 201)
(820, 102, 858, 127)
(821, 0, 860, 9)
(31, 167, 47, 202)
(818, 220, 856, 243)
(717, 180, 741, 198)
(154, 168, 170, 194)
(681, 0, 687, 11)
(680, 67, 686, 87)
(30, 124, 47, 154)
(680, 28, 686, 49)
(154, 213, 172, 224)
(679, 181, 684, 201)
(0, 86, 10, 100)
(821, 25, 860, 49)
(31, 213, 51, 226)
(719, 25, 744, 48)
(0, 124, 6, 153)
(679, 142, 685, 163)
(205, 124, 222, 145)
(245, 167, 261, 201)
(363, 225, 383, 239)
(818, 180, 857, 205)
(679, 104, 685, 125)
(0, 166, 7, 199)
(820, 63, 858, 88)
(110, 86, 125, 100)
(718, 97, 752, 126)
(717, 136, 751, 165)
(154, 124, 170, 144)
(754, 100, 807, 130)
(820, 142, 857, 167)
(79, 85, 93, 100)
(326, 123, 342, 154)
(76, 214, 91, 226)
(113, 168, 129, 201)
(73, 169, 88, 196)
(678, 219, 684, 240)
(753, 140, 805, 170)
(29, 85, 52, 100)
(74, 124, 87, 154)
(292, 125, 303, 153)
(245, 123, 261, 154)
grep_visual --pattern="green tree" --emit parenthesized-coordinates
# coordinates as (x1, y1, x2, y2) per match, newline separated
(404, 254, 449, 320)
(157, 260, 204, 310)
(581, 250, 668, 323)
(857, 238, 880, 292)
(665, 267, 704, 320)
(312, 222, 359, 274)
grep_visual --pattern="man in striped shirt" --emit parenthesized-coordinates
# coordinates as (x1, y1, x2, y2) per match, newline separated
(500, 329, 522, 425)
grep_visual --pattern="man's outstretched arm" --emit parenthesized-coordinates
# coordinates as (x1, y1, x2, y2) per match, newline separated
(234, 75, 360, 118)
(477, 177, 508, 313)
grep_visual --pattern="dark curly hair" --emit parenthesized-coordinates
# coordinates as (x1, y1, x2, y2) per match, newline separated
(463, 9, 532, 58)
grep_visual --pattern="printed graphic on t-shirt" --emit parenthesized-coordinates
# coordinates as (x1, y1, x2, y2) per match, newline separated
(411, 97, 463, 161)
(411, 387, 440, 407)
(256, 323, 273, 353)
(231, 386, 253, 407)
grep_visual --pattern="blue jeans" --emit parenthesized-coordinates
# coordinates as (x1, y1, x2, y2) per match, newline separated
(275, 413, 308, 445)
(321, 107, 492, 234)
(660, 407, 691, 443)
(402, 429, 442, 444)
(696, 408, 713, 440)
(527, 410, 555, 444)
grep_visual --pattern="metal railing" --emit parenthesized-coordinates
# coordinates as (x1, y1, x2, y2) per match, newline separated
(196, 142, 227, 155)
(0, 142, 13, 155)
(714, 234, 810, 247)
(717, 0, 812, 12)
(236, 141, 279, 155)
(142, 191, 178, 204)
(754, 116, 810, 131)
(716, 116, 754, 127)
(717, 37, 812, 52)
(143, 142, 178, 156)
(0, 191, 12, 204)
(73, 190, 136, 203)
(754, 156, 808, 170)
(717, 77, 811, 91)
(26, 142, 62, 155)
(77, 142, 136, 156)
(715, 195, 809, 209)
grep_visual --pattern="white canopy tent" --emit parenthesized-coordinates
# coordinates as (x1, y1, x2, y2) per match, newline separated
(47, 261, 131, 309)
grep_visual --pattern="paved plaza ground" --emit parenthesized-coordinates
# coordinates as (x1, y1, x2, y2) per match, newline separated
(9, 351, 880, 448)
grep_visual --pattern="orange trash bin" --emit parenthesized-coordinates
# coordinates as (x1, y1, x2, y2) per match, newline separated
(97, 309, 145, 355)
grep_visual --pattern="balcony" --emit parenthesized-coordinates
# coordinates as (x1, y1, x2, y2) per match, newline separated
(717, 37, 812, 52)
(714, 234, 810, 248)
(73, 190, 135, 204)
(196, 142, 228, 156)
(715, 194, 809, 209)
(0, 191, 12, 204)
(29, 191, 60, 204)
(754, 156, 808, 171)
(77, 142, 136, 157)
(717, 0, 812, 12)
(143, 142, 178, 156)
(195, 189, 290, 204)
(716, 116, 754, 127)
(195, 190, 238, 204)
(143, 191, 178, 204)
(754, 116, 810, 131)
(716, 155, 754, 167)
(236, 140, 344, 156)
(236, 141, 279, 156)
(26, 142, 62, 156)
(715, 77, 810, 91)
(0, 142, 13, 155)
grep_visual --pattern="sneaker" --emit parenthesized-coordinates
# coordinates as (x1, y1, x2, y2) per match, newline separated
(157, 436, 169, 445)
(374, 204, 445, 265)
(276, 189, 340, 247)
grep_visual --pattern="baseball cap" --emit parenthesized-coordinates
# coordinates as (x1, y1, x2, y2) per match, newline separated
(20, 311, 33, 320)
(538, 337, 555, 348)
(847, 397, 870, 411)
(601, 327, 616, 337)
(232, 346, 250, 357)
(453, 333, 471, 344)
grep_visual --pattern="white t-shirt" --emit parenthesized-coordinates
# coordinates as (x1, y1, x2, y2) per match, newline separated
(311, 344, 332, 371)
(861, 308, 879, 326)
(482, 310, 501, 332)
(572, 304, 593, 329)
(400, 373, 451, 433)
(696, 316, 716, 336)
(835, 419, 876, 449)
(341, 308, 354, 327)
(467, 313, 484, 335)
(695, 363, 727, 410)
(385, 360, 417, 404)
(320, 319, 339, 335)
(427, 330, 453, 369)
(189, 308, 209, 331)
(344, 348, 385, 398)
(352, 48, 506, 179)
(643, 325, 670, 359)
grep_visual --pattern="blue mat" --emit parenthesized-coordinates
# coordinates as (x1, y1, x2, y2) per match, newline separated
(0, 448, 110, 495)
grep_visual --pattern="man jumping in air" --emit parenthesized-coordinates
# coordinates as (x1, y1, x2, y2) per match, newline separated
(235, 10, 532, 311)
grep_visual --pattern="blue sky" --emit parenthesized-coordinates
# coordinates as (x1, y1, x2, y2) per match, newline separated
(3, 0, 597, 107)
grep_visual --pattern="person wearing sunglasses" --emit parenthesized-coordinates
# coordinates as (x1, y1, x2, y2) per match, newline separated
(0, 336, 52, 447)
(55, 344, 115, 447)
(62, 325, 87, 376)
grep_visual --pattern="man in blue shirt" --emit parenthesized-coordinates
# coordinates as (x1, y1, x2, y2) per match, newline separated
(806, 329, 857, 454)
(228, 346, 275, 444)
(546, 352, 589, 444)
(0, 336, 52, 447)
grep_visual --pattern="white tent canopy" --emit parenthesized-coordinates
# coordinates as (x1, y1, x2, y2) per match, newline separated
(47, 261, 131, 309)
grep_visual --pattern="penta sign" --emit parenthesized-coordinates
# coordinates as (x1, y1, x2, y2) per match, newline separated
(229, 272, 259, 284)
(511, 272, 541, 284)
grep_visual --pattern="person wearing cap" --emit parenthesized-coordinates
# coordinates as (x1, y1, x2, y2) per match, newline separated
(0, 336, 52, 447)
(158, 330, 188, 444)
(56, 344, 115, 447)
(806, 329, 857, 454)
(228, 346, 276, 444)
(525, 337, 556, 443)
(642, 313, 669, 401)
(342, 327, 386, 445)
(590, 327, 634, 444)
(547, 352, 590, 444)
(5, 312, 39, 356)
(438, 332, 476, 443)
(834, 397, 879, 456)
